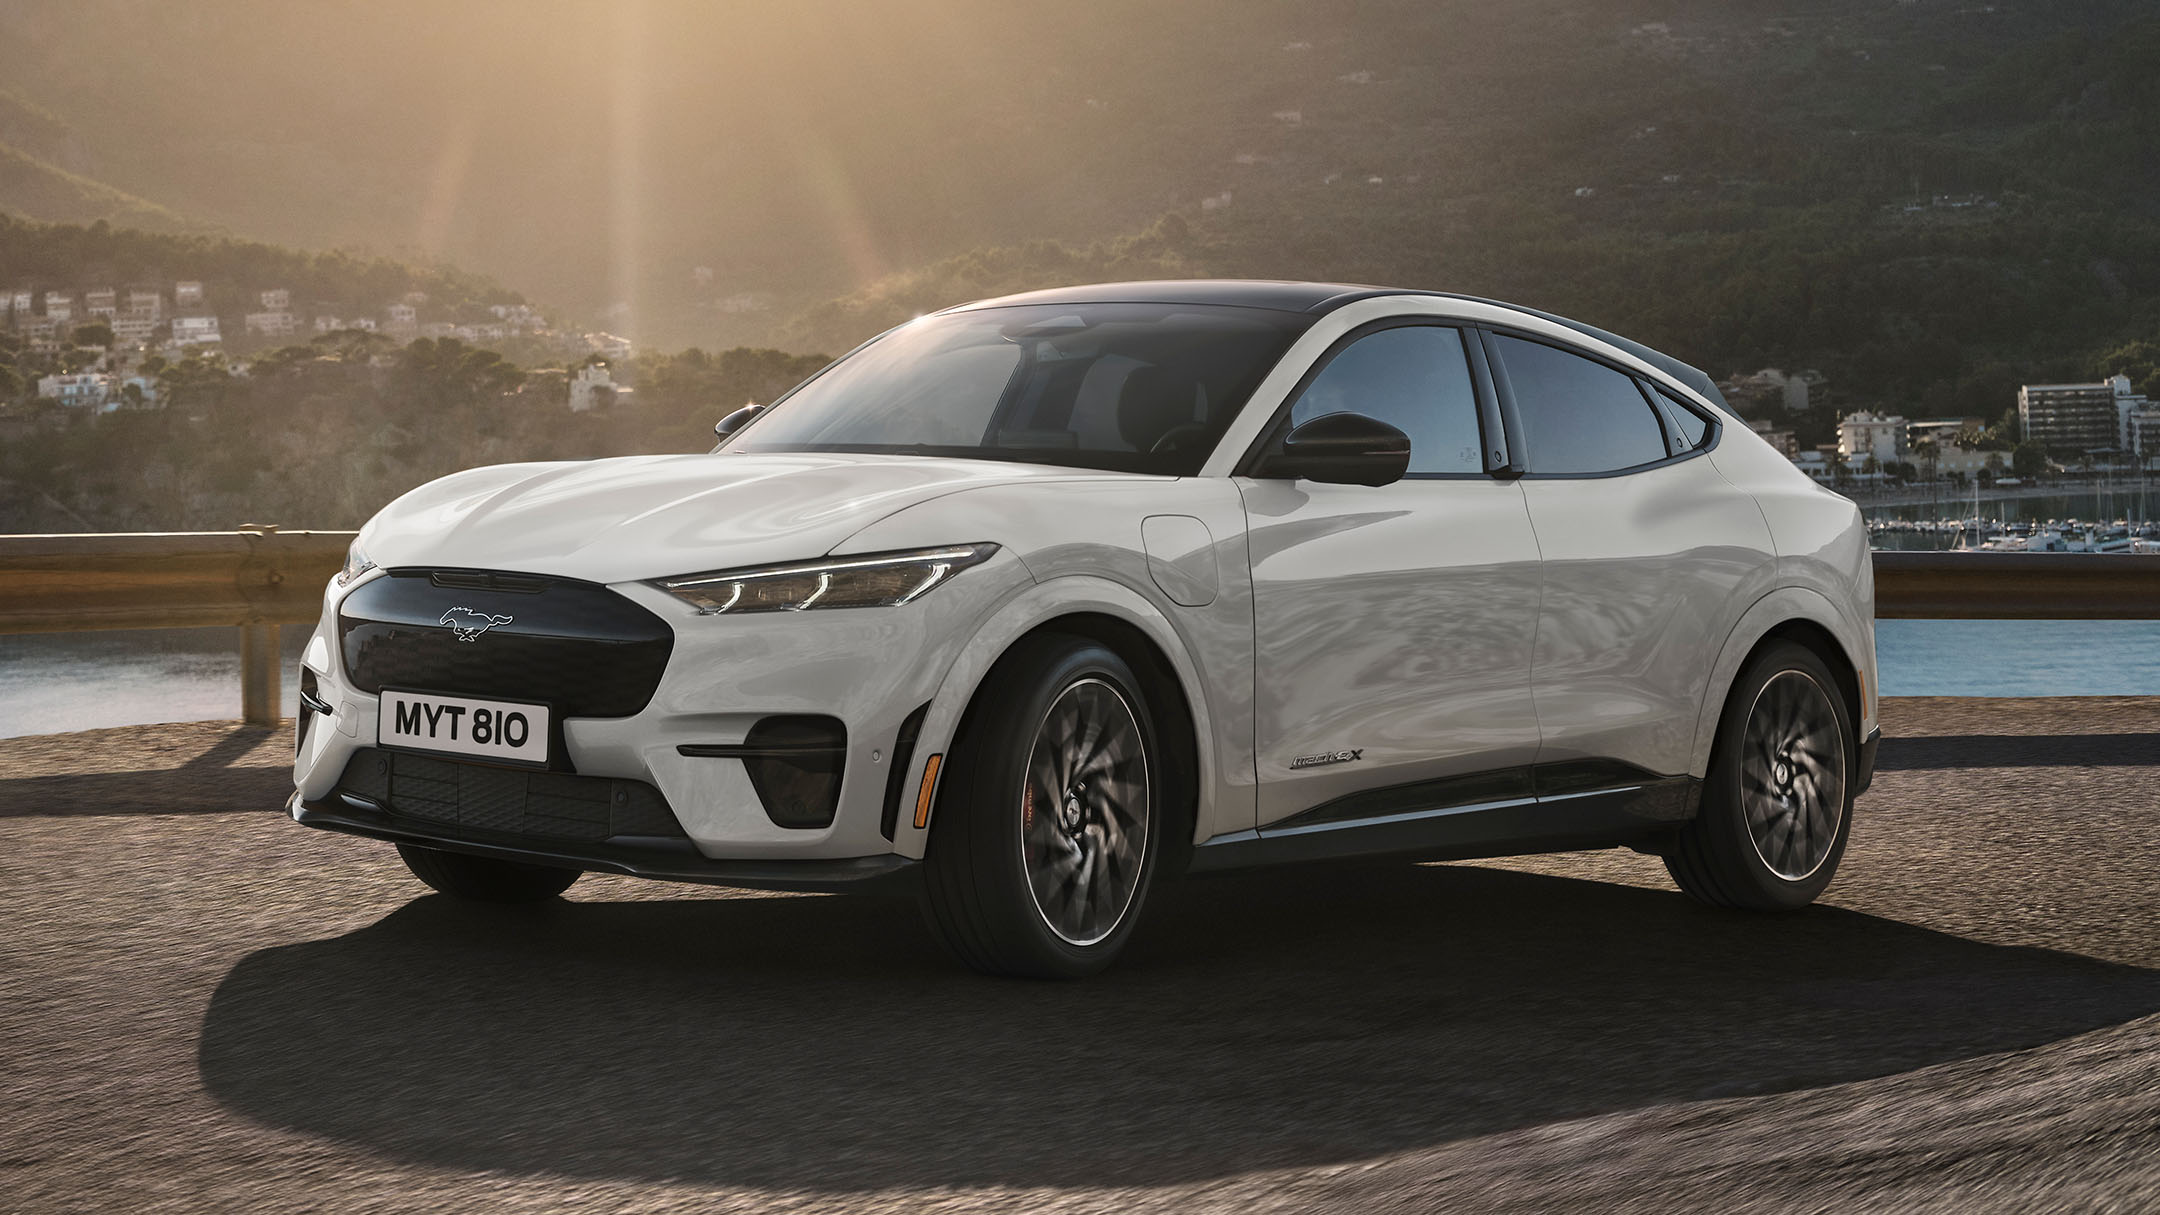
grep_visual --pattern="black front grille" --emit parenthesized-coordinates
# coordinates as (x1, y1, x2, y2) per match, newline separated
(340, 568, 674, 718)
(334, 747, 685, 843)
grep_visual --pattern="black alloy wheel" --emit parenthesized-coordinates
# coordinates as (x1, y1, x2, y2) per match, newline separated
(921, 633, 1172, 978)
(1665, 639, 1856, 910)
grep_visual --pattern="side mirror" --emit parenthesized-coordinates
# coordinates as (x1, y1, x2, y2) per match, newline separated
(713, 402, 764, 439)
(1253, 412, 1411, 487)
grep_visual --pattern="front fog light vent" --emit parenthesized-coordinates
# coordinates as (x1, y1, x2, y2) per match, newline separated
(681, 716, 846, 829)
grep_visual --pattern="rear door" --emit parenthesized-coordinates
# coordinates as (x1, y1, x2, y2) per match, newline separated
(1485, 330, 1775, 782)
(1239, 322, 1544, 827)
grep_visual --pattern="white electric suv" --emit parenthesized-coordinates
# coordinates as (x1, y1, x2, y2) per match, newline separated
(291, 280, 1878, 977)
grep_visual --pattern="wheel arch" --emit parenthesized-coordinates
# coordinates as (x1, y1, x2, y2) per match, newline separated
(893, 575, 1231, 860)
(1690, 586, 1873, 779)
(968, 612, 1202, 871)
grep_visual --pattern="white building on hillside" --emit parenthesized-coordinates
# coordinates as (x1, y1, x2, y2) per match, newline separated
(174, 281, 204, 308)
(584, 332, 633, 361)
(569, 362, 628, 412)
(1837, 411, 1908, 468)
(245, 311, 299, 339)
(2128, 406, 2160, 467)
(110, 312, 159, 346)
(1931, 439, 2004, 478)
(38, 372, 113, 408)
(170, 315, 222, 346)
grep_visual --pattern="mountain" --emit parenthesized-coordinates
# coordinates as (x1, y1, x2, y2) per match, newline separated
(0, 91, 195, 232)
(3, 0, 2157, 405)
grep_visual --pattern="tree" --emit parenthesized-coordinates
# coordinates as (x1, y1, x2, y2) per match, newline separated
(2012, 441, 2048, 479)
(70, 322, 114, 349)
(1910, 437, 1939, 481)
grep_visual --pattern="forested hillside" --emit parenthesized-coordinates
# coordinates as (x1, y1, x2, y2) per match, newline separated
(6, 0, 2158, 369)
(8, 0, 2160, 512)
(0, 332, 825, 532)
(780, 4, 2160, 423)
(0, 214, 524, 324)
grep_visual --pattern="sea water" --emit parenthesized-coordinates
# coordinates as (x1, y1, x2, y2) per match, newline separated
(3, 621, 2156, 739)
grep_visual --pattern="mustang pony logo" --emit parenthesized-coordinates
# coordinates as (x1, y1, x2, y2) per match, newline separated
(439, 606, 514, 641)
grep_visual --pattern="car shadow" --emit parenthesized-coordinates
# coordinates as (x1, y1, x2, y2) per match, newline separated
(198, 863, 2160, 1192)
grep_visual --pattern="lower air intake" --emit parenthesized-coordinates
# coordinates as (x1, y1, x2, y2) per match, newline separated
(333, 748, 684, 843)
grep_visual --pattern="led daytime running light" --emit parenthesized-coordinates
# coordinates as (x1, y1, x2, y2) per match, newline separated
(653, 544, 996, 615)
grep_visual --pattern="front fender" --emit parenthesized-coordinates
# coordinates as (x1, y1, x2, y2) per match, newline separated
(888, 574, 1248, 860)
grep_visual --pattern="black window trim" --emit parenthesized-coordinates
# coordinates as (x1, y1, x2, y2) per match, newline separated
(1640, 377, 1722, 458)
(1477, 325, 1723, 481)
(1234, 318, 1516, 482)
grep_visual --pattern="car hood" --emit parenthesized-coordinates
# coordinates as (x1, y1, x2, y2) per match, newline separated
(357, 452, 1117, 584)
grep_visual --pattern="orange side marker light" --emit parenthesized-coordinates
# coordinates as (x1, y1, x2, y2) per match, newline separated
(912, 753, 944, 830)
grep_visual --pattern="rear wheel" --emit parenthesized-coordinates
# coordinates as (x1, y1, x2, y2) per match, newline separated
(396, 843, 581, 903)
(1665, 640, 1854, 910)
(921, 634, 1167, 978)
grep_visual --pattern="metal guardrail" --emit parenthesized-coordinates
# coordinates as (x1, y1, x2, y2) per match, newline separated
(1871, 551, 2160, 620)
(2, 533, 2158, 727)
(0, 528, 354, 725)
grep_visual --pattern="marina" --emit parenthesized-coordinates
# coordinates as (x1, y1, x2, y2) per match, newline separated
(1862, 482, 2160, 552)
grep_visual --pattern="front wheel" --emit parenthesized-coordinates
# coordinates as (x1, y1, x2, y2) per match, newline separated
(920, 634, 1168, 978)
(396, 843, 581, 903)
(1665, 639, 1855, 910)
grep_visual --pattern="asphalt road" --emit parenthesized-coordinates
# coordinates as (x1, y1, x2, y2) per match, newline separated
(3, 698, 2157, 1213)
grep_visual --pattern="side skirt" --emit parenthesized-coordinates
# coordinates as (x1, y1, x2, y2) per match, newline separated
(1186, 773, 1699, 874)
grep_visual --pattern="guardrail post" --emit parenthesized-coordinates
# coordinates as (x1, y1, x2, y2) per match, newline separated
(241, 621, 280, 726)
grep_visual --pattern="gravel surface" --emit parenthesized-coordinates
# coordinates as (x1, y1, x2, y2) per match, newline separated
(2, 698, 2156, 1212)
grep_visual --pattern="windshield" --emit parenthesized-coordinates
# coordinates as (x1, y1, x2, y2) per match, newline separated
(722, 302, 1313, 474)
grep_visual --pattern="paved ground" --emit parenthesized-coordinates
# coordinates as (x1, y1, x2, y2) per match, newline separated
(2, 698, 2157, 1213)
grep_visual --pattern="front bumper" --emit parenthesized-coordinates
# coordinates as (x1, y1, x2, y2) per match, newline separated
(290, 789, 919, 893)
(294, 552, 1033, 864)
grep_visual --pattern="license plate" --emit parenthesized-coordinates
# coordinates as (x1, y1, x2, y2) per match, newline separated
(378, 690, 551, 765)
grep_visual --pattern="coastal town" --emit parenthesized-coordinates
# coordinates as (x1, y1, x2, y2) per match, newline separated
(3, 273, 2157, 555)
(0, 277, 633, 415)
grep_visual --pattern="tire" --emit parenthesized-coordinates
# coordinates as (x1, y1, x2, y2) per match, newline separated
(396, 843, 581, 903)
(920, 633, 1172, 978)
(1665, 639, 1855, 911)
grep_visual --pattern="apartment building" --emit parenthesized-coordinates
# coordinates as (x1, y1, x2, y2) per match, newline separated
(1837, 411, 1908, 467)
(169, 315, 222, 346)
(244, 311, 299, 339)
(2018, 375, 2142, 455)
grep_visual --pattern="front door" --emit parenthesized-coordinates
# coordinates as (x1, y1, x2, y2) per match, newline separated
(1239, 323, 1544, 828)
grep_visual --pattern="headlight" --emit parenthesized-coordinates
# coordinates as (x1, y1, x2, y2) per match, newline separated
(335, 539, 375, 587)
(652, 544, 998, 614)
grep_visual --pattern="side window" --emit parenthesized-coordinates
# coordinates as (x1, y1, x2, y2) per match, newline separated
(1289, 326, 1484, 475)
(1494, 335, 1670, 474)
(1653, 386, 1712, 451)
